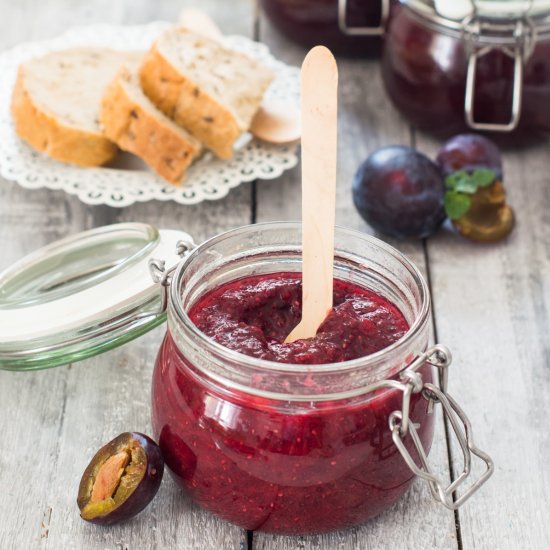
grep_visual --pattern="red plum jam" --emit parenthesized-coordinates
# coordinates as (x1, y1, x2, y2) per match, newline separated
(189, 274, 408, 364)
(152, 272, 434, 534)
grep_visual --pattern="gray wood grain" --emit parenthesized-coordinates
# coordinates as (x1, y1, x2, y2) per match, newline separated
(417, 131, 550, 550)
(0, 1, 253, 549)
(253, 14, 458, 550)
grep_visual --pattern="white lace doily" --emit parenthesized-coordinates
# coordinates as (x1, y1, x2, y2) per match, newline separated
(0, 22, 300, 207)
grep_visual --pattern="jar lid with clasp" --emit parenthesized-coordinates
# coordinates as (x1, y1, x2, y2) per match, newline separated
(0, 222, 493, 517)
(0, 223, 193, 370)
(398, 0, 550, 131)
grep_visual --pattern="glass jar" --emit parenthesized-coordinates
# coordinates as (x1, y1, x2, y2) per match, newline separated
(151, 222, 492, 534)
(381, 0, 550, 134)
(259, 0, 389, 56)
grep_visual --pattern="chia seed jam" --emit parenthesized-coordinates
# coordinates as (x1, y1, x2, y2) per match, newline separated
(189, 273, 408, 363)
(152, 273, 434, 534)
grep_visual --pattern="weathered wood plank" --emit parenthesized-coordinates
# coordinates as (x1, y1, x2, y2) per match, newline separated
(0, 33, 111, 537)
(417, 131, 550, 549)
(0, 1, 254, 549)
(254, 14, 458, 550)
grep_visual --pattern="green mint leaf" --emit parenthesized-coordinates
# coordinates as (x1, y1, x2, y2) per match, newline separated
(454, 179, 478, 194)
(445, 170, 469, 190)
(444, 191, 471, 220)
(471, 168, 496, 188)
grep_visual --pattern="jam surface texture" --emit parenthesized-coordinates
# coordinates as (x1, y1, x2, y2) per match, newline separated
(152, 274, 433, 534)
(188, 273, 408, 364)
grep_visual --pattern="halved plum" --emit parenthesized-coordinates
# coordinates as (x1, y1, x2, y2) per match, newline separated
(77, 432, 164, 525)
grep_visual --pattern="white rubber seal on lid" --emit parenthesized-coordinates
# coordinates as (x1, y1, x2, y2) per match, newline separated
(433, 0, 550, 20)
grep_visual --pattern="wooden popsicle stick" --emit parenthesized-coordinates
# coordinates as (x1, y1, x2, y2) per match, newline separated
(285, 46, 338, 343)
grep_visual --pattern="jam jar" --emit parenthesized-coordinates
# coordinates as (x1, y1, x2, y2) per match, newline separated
(259, 0, 389, 56)
(150, 222, 493, 535)
(381, 0, 550, 134)
(0, 222, 493, 535)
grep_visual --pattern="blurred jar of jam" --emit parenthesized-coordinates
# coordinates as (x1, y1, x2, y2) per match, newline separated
(381, 0, 550, 135)
(259, 0, 389, 56)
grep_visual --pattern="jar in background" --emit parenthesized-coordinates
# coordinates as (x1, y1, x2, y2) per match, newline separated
(381, 0, 550, 134)
(259, 0, 389, 56)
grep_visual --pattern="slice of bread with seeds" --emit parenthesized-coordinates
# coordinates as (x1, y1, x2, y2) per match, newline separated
(100, 63, 202, 184)
(139, 27, 274, 160)
(11, 48, 139, 167)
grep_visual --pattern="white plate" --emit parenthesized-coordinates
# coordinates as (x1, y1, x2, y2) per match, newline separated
(0, 22, 300, 207)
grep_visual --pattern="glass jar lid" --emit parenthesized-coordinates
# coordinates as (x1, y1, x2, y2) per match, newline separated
(404, 0, 550, 27)
(0, 223, 192, 371)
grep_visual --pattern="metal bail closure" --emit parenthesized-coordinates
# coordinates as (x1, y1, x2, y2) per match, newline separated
(148, 237, 196, 315)
(463, 16, 536, 132)
(338, 0, 389, 36)
(389, 346, 494, 510)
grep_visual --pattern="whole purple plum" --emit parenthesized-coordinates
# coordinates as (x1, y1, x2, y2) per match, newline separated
(352, 145, 445, 239)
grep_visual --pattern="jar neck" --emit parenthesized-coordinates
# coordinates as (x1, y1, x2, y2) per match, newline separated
(166, 223, 431, 403)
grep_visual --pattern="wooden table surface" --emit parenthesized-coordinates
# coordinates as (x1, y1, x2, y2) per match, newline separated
(1, 1, 549, 549)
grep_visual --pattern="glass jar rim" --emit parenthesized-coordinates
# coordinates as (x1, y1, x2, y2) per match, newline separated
(168, 221, 431, 377)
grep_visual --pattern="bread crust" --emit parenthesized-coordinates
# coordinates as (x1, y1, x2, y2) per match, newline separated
(11, 66, 118, 167)
(139, 44, 242, 160)
(100, 67, 201, 184)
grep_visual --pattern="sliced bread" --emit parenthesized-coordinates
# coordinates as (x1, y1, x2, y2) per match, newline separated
(11, 48, 139, 167)
(139, 27, 275, 160)
(101, 64, 202, 184)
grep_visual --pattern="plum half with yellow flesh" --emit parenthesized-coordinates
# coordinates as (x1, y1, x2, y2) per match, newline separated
(77, 432, 164, 525)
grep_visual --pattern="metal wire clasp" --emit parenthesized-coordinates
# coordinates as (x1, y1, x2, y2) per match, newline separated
(462, 13, 536, 132)
(148, 238, 195, 314)
(338, 0, 389, 36)
(389, 346, 494, 510)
